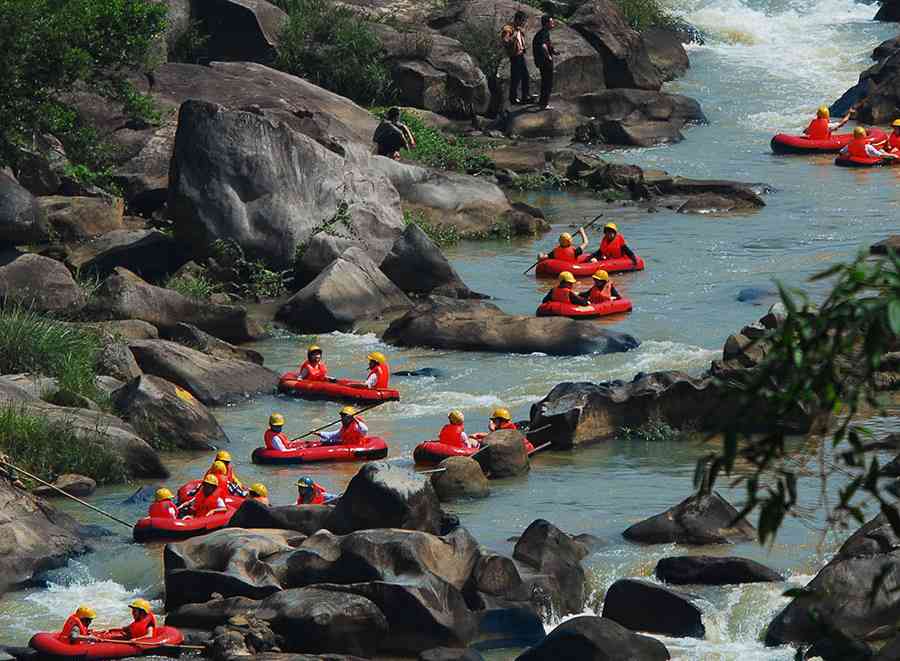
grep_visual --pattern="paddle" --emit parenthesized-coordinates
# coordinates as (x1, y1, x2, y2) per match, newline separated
(289, 401, 387, 443)
(528, 441, 552, 457)
(82, 637, 205, 650)
(522, 214, 604, 275)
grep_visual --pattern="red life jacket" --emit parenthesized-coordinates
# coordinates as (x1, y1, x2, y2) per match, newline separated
(550, 246, 577, 262)
(589, 281, 613, 303)
(264, 430, 289, 450)
(297, 483, 327, 505)
(805, 117, 831, 140)
(497, 421, 517, 430)
(847, 138, 870, 159)
(299, 360, 328, 381)
(369, 363, 390, 389)
(58, 615, 89, 642)
(599, 234, 626, 259)
(340, 417, 366, 444)
(438, 423, 466, 448)
(148, 499, 177, 519)
(192, 488, 224, 517)
(124, 612, 156, 639)
(550, 286, 573, 303)
(890, 133, 900, 151)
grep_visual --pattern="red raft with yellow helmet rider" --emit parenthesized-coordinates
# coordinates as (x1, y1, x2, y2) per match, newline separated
(834, 123, 900, 167)
(413, 408, 533, 463)
(536, 270, 633, 319)
(534, 223, 645, 278)
(278, 347, 400, 403)
(771, 105, 887, 154)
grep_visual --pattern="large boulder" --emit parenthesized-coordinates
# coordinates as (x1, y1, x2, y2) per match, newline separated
(383, 298, 640, 356)
(89, 268, 262, 343)
(193, 0, 287, 64)
(36, 196, 123, 242)
(0, 251, 84, 314)
(379, 223, 478, 298)
(66, 229, 182, 281)
(431, 456, 490, 500)
(275, 248, 412, 333)
(655, 556, 783, 585)
(32, 473, 97, 498)
(111, 374, 228, 450)
(513, 519, 587, 616)
(517, 616, 670, 661)
(602, 579, 704, 638)
(228, 499, 335, 536)
(0, 172, 48, 246)
(163, 322, 264, 365)
(876, 0, 900, 21)
(642, 28, 691, 81)
(871, 236, 900, 255)
(622, 491, 756, 545)
(128, 339, 278, 406)
(474, 429, 530, 479)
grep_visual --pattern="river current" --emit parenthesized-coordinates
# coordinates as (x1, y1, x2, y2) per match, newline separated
(2, 1, 900, 658)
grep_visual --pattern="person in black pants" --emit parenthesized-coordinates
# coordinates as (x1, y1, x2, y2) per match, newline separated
(505, 11, 530, 105)
(532, 15, 557, 110)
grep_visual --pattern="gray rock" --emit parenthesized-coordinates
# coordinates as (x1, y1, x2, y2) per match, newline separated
(602, 579, 705, 638)
(513, 519, 587, 617)
(194, 0, 287, 64)
(163, 323, 264, 365)
(655, 556, 783, 586)
(97, 340, 143, 382)
(0, 251, 84, 314)
(876, 0, 900, 21)
(622, 491, 755, 545)
(420, 648, 484, 661)
(32, 474, 97, 498)
(871, 236, 900, 255)
(37, 196, 123, 242)
(0, 172, 48, 246)
(643, 28, 690, 81)
(66, 229, 182, 281)
(517, 616, 670, 661)
(431, 457, 490, 500)
(475, 429, 530, 479)
(380, 223, 477, 297)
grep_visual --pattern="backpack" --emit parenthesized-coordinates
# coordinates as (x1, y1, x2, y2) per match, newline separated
(500, 24, 517, 56)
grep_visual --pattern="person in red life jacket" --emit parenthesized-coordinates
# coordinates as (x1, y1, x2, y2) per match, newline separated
(57, 605, 95, 644)
(840, 126, 897, 162)
(183, 474, 227, 518)
(264, 413, 297, 451)
(537, 228, 588, 263)
(439, 410, 478, 449)
(298, 345, 337, 382)
(296, 476, 327, 504)
(589, 223, 638, 266)
(585, 270, 621, 304)
(317, 406, 369, 445)
(206, 450, 245, 496)
(103, 599, 157, 641)
(542, 271, 590, 306)
(148, 488, 177, 520)
(363, 351, 390, 389)
(803, 105, 850, 140)
(248, 483, 269, 506)
(488, 407, 518, 432)
(887, 119, 900, 153)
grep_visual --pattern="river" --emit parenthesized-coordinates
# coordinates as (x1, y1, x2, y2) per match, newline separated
(2, 1, 899, 658)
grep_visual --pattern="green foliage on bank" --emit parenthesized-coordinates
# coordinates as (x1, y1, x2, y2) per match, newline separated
(615, 0, 679, 31)
(166, 272, 221, 302)
(404, 209, 461, 246)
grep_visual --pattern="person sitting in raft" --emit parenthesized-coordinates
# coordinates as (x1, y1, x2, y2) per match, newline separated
(296, 477, 327, 505)
(804, 105, 851, 140)
(362, 351, 390, 389)
(298, 344, 336, 382)
(887, 119, 900, 153)
(207, 450, 245, 496)
(588, 223, 638, 266)
(248, 483, 269, 506)
(103, 599, 156, 641)
(183, 474, 227, 519)
(439, 410, 478, 449)
(57, 605, 96, 643)
(264, 413, 297, 451)
(148, 488, 177, 520)
(488, 407, 518, 432)
(585, 270, 621, 303)
(542, 271, 590, 306)
(316, 406, 369, 446)
(840, 126, 898, 162)
(537, 228, 588, 263)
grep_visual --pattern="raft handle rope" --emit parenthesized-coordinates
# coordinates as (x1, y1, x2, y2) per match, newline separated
(289, 400, 388, 443)
(0, 459, 134, 530)
(522, 214, 604, 275)
(83, 637, 206, 650)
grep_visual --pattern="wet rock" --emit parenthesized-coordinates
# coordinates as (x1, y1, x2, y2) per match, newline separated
(128, 339, 278, 406)
(576, 118, 687, 147)
(873, 36, 900, 61)
(0, 172, 48, 246)
(229, 499, 336, 536)
(419, 648, 484, 661)
(602, 579, 705, 638)
(503, 106, 586, 139)
(736, 287, 777, 304)
(111, 374, 228, 450)
(37, 196, 123, 242)
(839, 50, 900, 123)
(89, 267, 263, 343)
(467, 553, 526, 600)
(384, 298, 640, 356)
(517, 616, 670, 661)
(657, 178, 765, 210)
(276, 248, 412, 333)
(474, 429, 530, 479)
(66, 229, 182, 281)
(643, 27, 691, 81)
(0, 251, 84, 314)
(513, 519, 587, 616)
(623, 491, 755, 545)
(394, 367, 448, 378)
(380, 223, 479, 298)
(86, 319, 159, 340)
(871, 236, 900, 255)
(97, 340, 143, 382)
(193, 0, 287, 64)
(208, 614, 279, 661)
(32, 474, 96, 498)
(655, 556, 783, 585)
(876, 0, 900, 21)
(431, 456, 490, 500)
(163, 323, 264, 365)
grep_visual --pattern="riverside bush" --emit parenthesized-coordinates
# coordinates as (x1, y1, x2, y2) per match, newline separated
(166, 272, 220, 301)
(615, 0, 679, 31)
(404, 209, 461, 246)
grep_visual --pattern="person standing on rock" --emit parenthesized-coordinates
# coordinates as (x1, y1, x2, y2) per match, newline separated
(589, 223, 638, 266)
(532, 15, 557, 110)
(373, 107, 416, 159)
(503, 11, 532, 105)
(542, 271, 590, 305)
(316, 406, 369, 445)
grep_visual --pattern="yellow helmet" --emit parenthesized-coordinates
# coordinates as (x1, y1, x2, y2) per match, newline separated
(215, 450, 232, 463)
(154, 488, 174, 502)
(558, 232, 572, 247)
(269, 413, 285, 426)
(128, 599, 152, 614)
(307, 344, 322, 354)
(893, 119, 900, 128)
(817, 105, 830, 119)
(603, 222, 618, 232)
(367, 351, 387, 364)
(559, 271, 576, 284)
(340, 405, 357, 416)
(853, 126, 867, 138)
(249, 483, 268, 497)
(491, 407, 511, 421)
(592, 270, 609, 282)
(211, 460, 227, 475)
(202, 473, 220, 487)
(448, 410, 464, 424)
(76, 606, 96, 619)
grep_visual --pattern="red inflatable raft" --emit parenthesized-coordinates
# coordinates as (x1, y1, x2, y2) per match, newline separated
(413, 441, 479, 463)
(770, 128, 887, 154)
(133, 508, 236, 542)
(278, 374, 400, 403)
(834, 154, 897, 167)
(29, 626, 184, 659)
(535, 254, 645, 278)
(536, 298, 633, 319)
(251, 436, 389, 465)
(175, 480, 245, 508)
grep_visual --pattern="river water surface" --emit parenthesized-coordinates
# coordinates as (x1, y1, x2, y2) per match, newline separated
(3, 1, 900, 659)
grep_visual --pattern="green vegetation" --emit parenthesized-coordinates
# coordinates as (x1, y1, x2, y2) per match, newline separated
(166, 271, 221, 302)
(211, 239, 289, 300)
(0, 407, 126, 484)
(276, 0, 396, 106)
(295, 201, 369, 261)
(404, 209, 461, 246)
(171, 19, 211, 64)
(615, 0, 680, 31)
(621, 418, 695, 443)
(509, 171, 570, 192)
(456, 13, 506, 82)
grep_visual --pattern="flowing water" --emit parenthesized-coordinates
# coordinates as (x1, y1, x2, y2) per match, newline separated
(3, 1, 900, 658)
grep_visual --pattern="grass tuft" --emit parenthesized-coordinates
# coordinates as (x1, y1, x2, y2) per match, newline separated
(620, 417, 695, 443)
(166, 272, 220, 301)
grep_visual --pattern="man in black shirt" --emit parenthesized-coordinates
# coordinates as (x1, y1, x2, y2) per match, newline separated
(532, 15, 557, 110)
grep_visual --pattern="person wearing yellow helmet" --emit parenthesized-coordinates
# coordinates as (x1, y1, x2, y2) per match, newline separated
(543, 271, 590, 306)
(147, 488, 177, 520)
(264, 412, 297, 452)
(316, 405, 369, 445)
(248, 483, 269, 506)
(103, 598, 156, 641)
(438, 410, 478, 449)
(840, 125, 897, 162)
(57, 605, 96, 643)
(363, 351, 391, 389)
(298, 345, 337, 383)
(804, 105, 850, 140)
(588, 222, 638, 266)
(537, 227, 589, 263)
(888, 118, 900, 153)
(488, 407, 518, 432)
(586, 270, 621, 304)
(184, 473, 227, 519)
(205, 450, 244, 495)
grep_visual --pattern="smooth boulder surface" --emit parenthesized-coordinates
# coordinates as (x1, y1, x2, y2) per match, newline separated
(66, 229, 182, 281)
(420, 648, 484, 661)
(384, 298, 640, 356)
(128, 339, 279, 406)
(36, 195, 123, 241)
(513, 519, 587, 616)
(194, 0, 287, 64)
(111, 374, 228, 450)
(876, 0, 900, 21)
(643, 28, 691, 81)
(0, 172, 48, 245)
(602, 579, 705, 639)
(517, 616, 670, 661)
(623, 492, 756, 545)
(228, 499, 335, 536)
(656, 556, 783, 585)
(90, 267, 262, 343)
(431, 457, 490, 500)
(474, 429, 530, 479)
(380, 223, 478, 298)
(163, 322, 264, 365)
(32, 474, 97, 498)
(0, 252, 84, 314)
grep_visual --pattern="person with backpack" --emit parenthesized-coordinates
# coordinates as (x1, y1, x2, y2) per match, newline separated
(502, 11, 531, 105)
